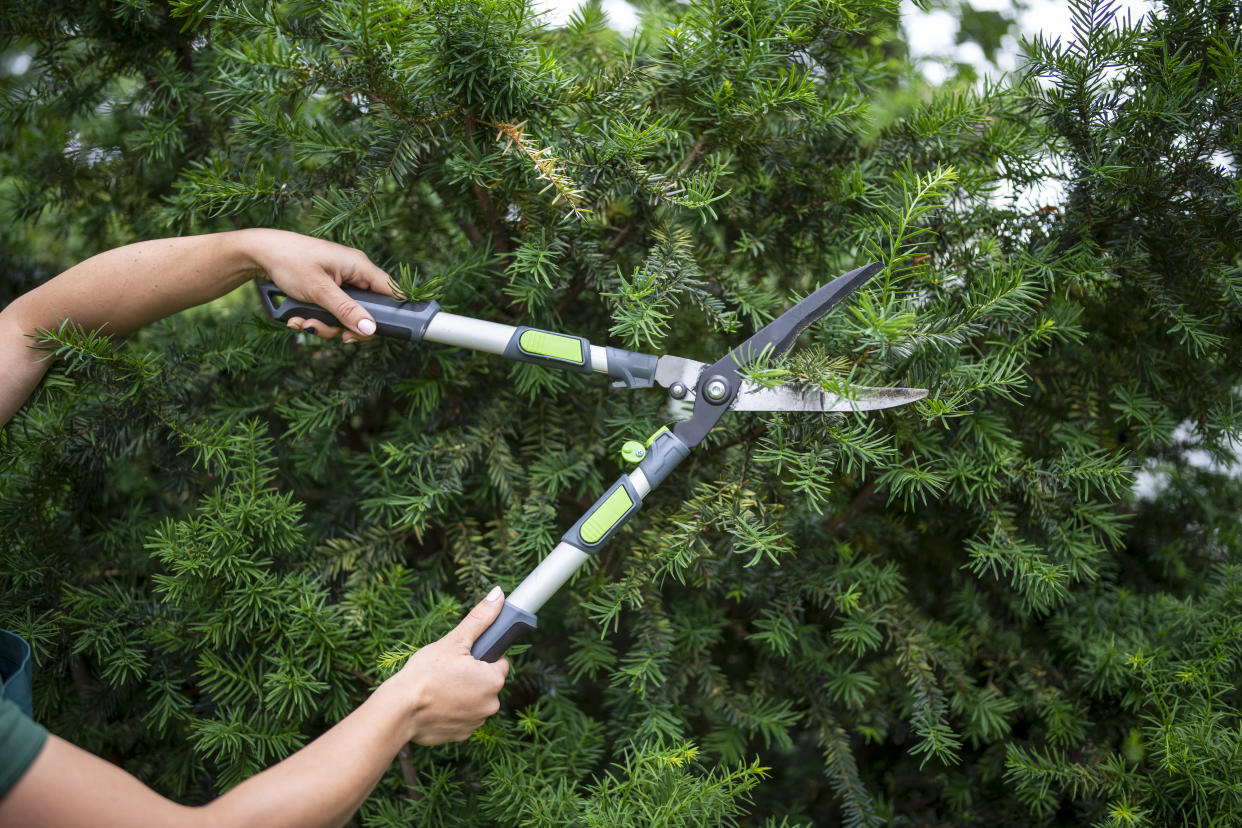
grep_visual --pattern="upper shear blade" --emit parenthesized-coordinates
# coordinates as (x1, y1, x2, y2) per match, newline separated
(731, 384, 928, 412)
(671, 262, 891, 448)
(654, 355, 708, 390)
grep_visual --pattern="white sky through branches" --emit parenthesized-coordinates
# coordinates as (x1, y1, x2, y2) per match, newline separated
(901, 0, 1155, 84)
(538, 0, 1157, 85)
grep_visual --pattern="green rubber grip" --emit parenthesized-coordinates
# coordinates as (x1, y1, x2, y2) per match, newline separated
(502, 326, 592, 373)
(519, 330, 584, 363)
(566, 476, 642, 552)
(580, 485, 634, 544)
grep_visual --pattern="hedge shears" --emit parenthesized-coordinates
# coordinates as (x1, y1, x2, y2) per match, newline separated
(258, 262, 926, 661)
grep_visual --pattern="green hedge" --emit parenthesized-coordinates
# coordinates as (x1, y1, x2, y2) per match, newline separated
(2, 0, 1241, 824)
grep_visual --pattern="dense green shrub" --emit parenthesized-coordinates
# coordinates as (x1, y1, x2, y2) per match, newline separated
(2, 0, 1241, 824)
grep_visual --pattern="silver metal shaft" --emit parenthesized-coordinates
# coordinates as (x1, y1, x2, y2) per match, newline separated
(508, 542, 591, 612)
(422, 313, 611, 376)
(424, 313, 514, 355)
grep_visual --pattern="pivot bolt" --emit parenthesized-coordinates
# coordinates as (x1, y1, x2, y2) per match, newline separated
(703, 375, 730, 404)
(669, 381, 688, 400)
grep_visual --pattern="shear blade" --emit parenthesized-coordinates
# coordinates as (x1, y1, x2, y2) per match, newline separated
(730, 384, 928, 412)
(654, 355, 708, 390)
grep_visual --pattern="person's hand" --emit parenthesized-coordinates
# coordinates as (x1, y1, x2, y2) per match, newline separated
(389, 587, 511, 746)
(239, 228, 395, 343)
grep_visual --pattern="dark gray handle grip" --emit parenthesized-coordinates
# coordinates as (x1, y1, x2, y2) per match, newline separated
(471, 603, 538, 662)
(605, 346, 658, 388)
(256, 281, 440, 341)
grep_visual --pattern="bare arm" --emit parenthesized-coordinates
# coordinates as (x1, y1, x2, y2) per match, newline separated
(0, 230, 512, 826)
(0, 590, 510, 828)
(0, 229, 393, 426)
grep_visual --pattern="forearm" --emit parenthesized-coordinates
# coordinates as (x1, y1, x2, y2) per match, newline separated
(1, 228, 394, 429)
(0, 231, 266, 425)
(0, 594, 506, 828)
(199, 680, 415, 828)
(0, 310, 49, 427)
(9, 232, 262, 336)
(0, 680, 416, 828)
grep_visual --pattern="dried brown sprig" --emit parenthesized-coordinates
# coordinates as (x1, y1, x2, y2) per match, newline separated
(485, 119, 590, 218)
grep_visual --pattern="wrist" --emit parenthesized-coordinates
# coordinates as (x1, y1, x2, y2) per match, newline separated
(375, 672, 426, 745)
(225, 228, 280, 273)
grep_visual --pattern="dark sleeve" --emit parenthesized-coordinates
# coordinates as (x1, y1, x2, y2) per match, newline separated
(0, 696, 47, 799)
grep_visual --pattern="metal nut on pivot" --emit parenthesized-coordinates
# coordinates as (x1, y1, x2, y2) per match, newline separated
(669, 381, 688, 400)
(703, 375, 730, 404)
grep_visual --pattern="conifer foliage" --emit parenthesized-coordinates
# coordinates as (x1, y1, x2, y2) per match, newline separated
(2, 0, 1241, 824)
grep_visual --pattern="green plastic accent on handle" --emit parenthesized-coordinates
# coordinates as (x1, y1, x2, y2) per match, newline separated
(579, 486, 635, 544)
(620, 441, 646, 463)
(518, 330, 584, 363)
(645, 425, 671, 447)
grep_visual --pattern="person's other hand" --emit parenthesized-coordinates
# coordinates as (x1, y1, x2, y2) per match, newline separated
(240, 228, 394, 343)
(391, 588, 511, 745)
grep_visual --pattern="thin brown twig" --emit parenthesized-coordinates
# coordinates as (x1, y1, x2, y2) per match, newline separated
(825, 478, 880, 534)
(604, 216, 640, 257)
(553, 276, 589, 317)
(332, 663, 375, 685)
(677, 134, 710, 175)
(710, 423, 769, 454)
(397, 744, 423, 801)
(422, 173, 486, 247)
(68, 654, 103, 726)
(553, 217, 642, 316)
(463, 111, 511, 254)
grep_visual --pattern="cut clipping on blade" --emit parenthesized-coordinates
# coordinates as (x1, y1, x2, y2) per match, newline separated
(730, 383, 929, 412)
(665, 383, 928, 418)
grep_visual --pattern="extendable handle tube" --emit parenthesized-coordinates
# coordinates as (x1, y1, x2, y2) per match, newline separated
(257, 282, 659, 388)
(470, 430, 691, 662)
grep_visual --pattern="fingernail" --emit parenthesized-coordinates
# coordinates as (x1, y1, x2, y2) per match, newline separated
(485, 586, 502, 603)
(358, 318, 376, 336)
(304, 326, 317, 336)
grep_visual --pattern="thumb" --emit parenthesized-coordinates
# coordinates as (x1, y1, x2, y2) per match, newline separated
(313, 280, 378, 337)
(450, 586, 505, 649)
